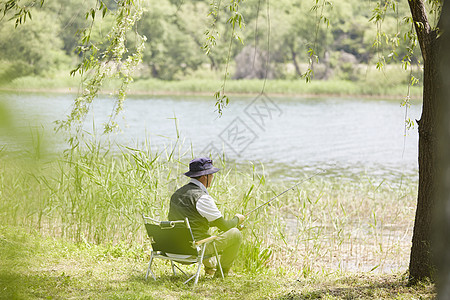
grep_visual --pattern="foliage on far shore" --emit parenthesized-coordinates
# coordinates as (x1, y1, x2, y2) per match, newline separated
(0, 0, 422, 85)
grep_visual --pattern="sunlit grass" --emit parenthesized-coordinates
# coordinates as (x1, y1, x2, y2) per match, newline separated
(0, 68, 423, 98)
(0, 225, 434, 299)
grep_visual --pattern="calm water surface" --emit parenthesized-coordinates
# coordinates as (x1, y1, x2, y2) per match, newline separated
(0, 92, 421, 182)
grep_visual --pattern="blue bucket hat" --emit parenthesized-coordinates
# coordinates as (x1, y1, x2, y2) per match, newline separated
(184, 157, 220, 178)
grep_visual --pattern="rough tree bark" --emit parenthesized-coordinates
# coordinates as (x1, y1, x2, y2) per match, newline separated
(407, 0, 442, 283)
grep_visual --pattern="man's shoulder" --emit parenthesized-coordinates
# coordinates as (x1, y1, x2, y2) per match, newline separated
(173, 182, 205, 196)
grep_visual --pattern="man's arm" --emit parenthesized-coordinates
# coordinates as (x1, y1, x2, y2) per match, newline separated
(196, 195, 245, 231)
(210, 216, 239, 232)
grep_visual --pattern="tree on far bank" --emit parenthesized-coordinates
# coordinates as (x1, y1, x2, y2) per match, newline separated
(0, 10, 69, 80)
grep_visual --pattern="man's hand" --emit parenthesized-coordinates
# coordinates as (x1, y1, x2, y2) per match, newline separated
(235, 213, 245, 225)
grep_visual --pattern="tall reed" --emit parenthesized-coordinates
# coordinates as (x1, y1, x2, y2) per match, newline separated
(0, 135, 417, 275)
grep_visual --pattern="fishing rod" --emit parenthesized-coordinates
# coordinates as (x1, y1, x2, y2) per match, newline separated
(243, 169, 326, 218)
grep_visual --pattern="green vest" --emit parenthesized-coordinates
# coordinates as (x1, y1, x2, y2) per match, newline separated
(168, 183, 210, 240)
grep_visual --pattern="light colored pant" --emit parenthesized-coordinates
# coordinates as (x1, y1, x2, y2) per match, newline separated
(203, 228, 243, 271)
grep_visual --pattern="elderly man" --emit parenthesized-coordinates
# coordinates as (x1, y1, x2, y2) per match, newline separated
(168, 157, 245, 277)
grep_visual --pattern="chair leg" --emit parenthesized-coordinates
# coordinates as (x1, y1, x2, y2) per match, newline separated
(184, 245, 207, 285)
(173, 263, 188, 277)
(171, 261, 177, 276)
(194, 244, 207, 285)
(183, 273, 197, 285)
(213, 242, 224, 279)
(145, 252, 156, 280)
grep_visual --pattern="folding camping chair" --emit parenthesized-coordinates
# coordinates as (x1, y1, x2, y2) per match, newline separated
(142, 214, 224, 285)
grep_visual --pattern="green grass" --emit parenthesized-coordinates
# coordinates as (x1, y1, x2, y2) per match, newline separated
(0, 226, 435, 299)
(0, 66, 423, 98)
(129, 78, 422, 97)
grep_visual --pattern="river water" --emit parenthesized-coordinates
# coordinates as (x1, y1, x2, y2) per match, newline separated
(0, 92, 421, 182)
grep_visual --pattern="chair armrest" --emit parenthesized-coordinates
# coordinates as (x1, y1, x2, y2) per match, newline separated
(194, 236, 218, 246)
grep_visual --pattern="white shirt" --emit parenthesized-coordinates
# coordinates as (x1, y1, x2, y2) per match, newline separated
(189, 178, 222, 222)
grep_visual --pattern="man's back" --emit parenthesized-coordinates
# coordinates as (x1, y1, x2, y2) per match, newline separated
(168, 182, 210, 240)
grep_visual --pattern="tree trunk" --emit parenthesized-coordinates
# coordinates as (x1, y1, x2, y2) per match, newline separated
(289, 45, 302, 76)
(407, 0, 441, 283)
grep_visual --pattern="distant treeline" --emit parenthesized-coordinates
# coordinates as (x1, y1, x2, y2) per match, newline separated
(0, 0, 422, 83)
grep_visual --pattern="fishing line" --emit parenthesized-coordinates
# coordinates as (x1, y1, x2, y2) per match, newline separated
(243, 169, 326, 218)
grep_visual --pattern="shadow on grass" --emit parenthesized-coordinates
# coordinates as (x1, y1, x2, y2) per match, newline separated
(0, 228, 72, 299)
(129, 269, 218, 287)
(0, 227, 298, 299)
(0, 228, 208, 299)
(0, 233, 41, 299)
(277, 275, 434, 300)
(0, 228, 34, 299)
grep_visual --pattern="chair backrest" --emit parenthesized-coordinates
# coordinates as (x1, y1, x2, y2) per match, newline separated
(144, 220, 198, 256)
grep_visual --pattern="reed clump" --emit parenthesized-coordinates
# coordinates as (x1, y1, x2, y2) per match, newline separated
(0, 139, 417, 275)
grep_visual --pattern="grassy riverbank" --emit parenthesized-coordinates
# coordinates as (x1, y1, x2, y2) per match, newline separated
(0, 67, 423, 99)
(0, 137, 432, 298)
(0, 226, 435, 299)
